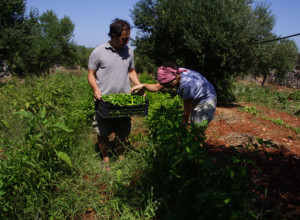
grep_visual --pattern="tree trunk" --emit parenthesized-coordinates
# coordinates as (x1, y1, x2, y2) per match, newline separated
(261, 75, 267, 86)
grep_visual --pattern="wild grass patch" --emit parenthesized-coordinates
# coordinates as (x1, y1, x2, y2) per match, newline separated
(234, 82, 300, 116)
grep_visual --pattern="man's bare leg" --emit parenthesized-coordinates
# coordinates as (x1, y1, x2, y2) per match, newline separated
(115, 135, 128, 160)
(98, 135, 110, 162)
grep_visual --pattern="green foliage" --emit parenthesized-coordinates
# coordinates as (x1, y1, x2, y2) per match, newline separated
(239, 104, 299, 133)
(1, 107, 74, 218)
(252, 38, 298, 86)
(74, 45, 94, 69)
(240, 106, 258, 115)
(17, 10, 77, 75)
(131, 0, 298, 101)
(101, 94, 145, 106)
(0, 0, 37, 70)
(0, 0, 77, 76)
(138, 92, 257, 219)
(1, 71, 292, 218)
(134, 53, 157, 74)
(138, 72, 156, 84)
(0, 71, 95, 218)
(131, 0, 279, 102)
(288, 89, 300, 101)
(272, 40, 298, 79)
(260, 116, 299, 134)
(234, 82, 300, 115)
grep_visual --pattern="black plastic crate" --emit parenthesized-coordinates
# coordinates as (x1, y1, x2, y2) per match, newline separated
(95, 99, 149, 118)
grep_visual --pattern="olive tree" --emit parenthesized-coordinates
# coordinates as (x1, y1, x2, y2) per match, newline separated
(22, 10, 76, 75)
(0, 0, 34, 72)
(130, 0, 288, 101)
(0, 0, 77, 75)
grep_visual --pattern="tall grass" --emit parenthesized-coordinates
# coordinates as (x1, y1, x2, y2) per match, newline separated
(234, 82, 300, 116)
(0, 71, 95, 218)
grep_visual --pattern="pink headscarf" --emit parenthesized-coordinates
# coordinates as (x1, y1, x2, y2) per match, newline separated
(157, 66, 187, 84)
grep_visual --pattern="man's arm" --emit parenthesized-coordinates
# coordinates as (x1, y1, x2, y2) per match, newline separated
(88, 69, 101, 100)
(183, 98, 194, 124)
(129, 69, 141, 86)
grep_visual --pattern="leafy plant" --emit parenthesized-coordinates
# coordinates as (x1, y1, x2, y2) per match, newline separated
(0, 107, 74, 218)
(135, 93, 257, 219)
(260, 116, 299, 133)
(288, 89, 300, 101)
(101, 94, 145, 106)
(234, 82, 300, 115)
(0, 71, 94, 218)
(241, 106, 258, 115)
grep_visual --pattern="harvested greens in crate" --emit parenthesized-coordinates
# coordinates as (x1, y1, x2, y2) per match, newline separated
(95, 93, 149, 118)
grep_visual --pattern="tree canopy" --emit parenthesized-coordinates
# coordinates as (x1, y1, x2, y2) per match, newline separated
(131, 0, 298, 101)
(0, 1, 80, 76)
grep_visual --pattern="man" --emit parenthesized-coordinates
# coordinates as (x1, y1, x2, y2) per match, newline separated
(88, 19, 141, 166)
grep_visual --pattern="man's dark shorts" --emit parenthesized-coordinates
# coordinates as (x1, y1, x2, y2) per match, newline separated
(94, 112, 131, 137)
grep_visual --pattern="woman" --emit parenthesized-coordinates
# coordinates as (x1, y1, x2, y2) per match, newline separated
(130, 62, 217, 126)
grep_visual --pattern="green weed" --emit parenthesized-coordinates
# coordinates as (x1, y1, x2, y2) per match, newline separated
(0, 71, 94, 218)
(234, 82, 300, 116)
(240, 106, 258, 115)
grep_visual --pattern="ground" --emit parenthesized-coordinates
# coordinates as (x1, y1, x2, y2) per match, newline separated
(203, 103, 300, 219)
(131, 101, 300, 219)
(205, 103, 300, 156)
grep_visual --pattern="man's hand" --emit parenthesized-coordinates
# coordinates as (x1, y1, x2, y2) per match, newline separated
(94, 88, 102, 101)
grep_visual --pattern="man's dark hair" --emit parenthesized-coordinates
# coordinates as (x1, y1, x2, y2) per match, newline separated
(108, 18, 131, 38)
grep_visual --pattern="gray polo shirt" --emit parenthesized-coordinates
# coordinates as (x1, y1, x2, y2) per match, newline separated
(88, 42, 135, 95)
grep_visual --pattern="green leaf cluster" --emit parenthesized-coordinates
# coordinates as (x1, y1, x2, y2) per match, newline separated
(101, 94, 145, 106)
(0, 72, 94, 218)
(140, 91, 258, 219)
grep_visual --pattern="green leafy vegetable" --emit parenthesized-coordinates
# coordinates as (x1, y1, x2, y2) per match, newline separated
(101, 94, 144, 106)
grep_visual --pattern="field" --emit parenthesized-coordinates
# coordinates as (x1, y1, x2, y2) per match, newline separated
(0, 71, 299, 219)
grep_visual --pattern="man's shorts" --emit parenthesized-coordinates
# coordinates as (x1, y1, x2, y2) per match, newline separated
(93, 112, 131, 137)
(190, 96, 217, 126)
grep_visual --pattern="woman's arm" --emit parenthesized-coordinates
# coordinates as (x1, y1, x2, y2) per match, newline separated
(130, 83, 164, 94)
(182, 98, 194, 124)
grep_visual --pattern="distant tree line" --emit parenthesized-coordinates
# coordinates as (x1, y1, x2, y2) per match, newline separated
(131, 0, 298, 101)
(0, 0, 92, 76)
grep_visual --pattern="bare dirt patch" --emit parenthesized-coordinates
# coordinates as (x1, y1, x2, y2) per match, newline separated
(205, 104, 300, 155)
(205, 103, 300, 219)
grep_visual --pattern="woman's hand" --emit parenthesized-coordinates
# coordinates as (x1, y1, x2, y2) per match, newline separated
(130, 84, 145, 94)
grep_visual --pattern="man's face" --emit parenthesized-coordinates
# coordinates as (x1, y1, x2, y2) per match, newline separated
(115, 29, 131, 49)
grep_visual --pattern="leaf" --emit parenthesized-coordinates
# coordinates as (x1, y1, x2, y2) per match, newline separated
(116, 169, 122, 181)
(52, 121, 73, 132)
(0, 191, 6, 196)
(38, 106, 46, 119)
(1, 119, 9, 128)
(56, 151, 73, 167)
(224, 198, 231, 204)
(186, 146, 191, 153)
(14, 110, 34, 119)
